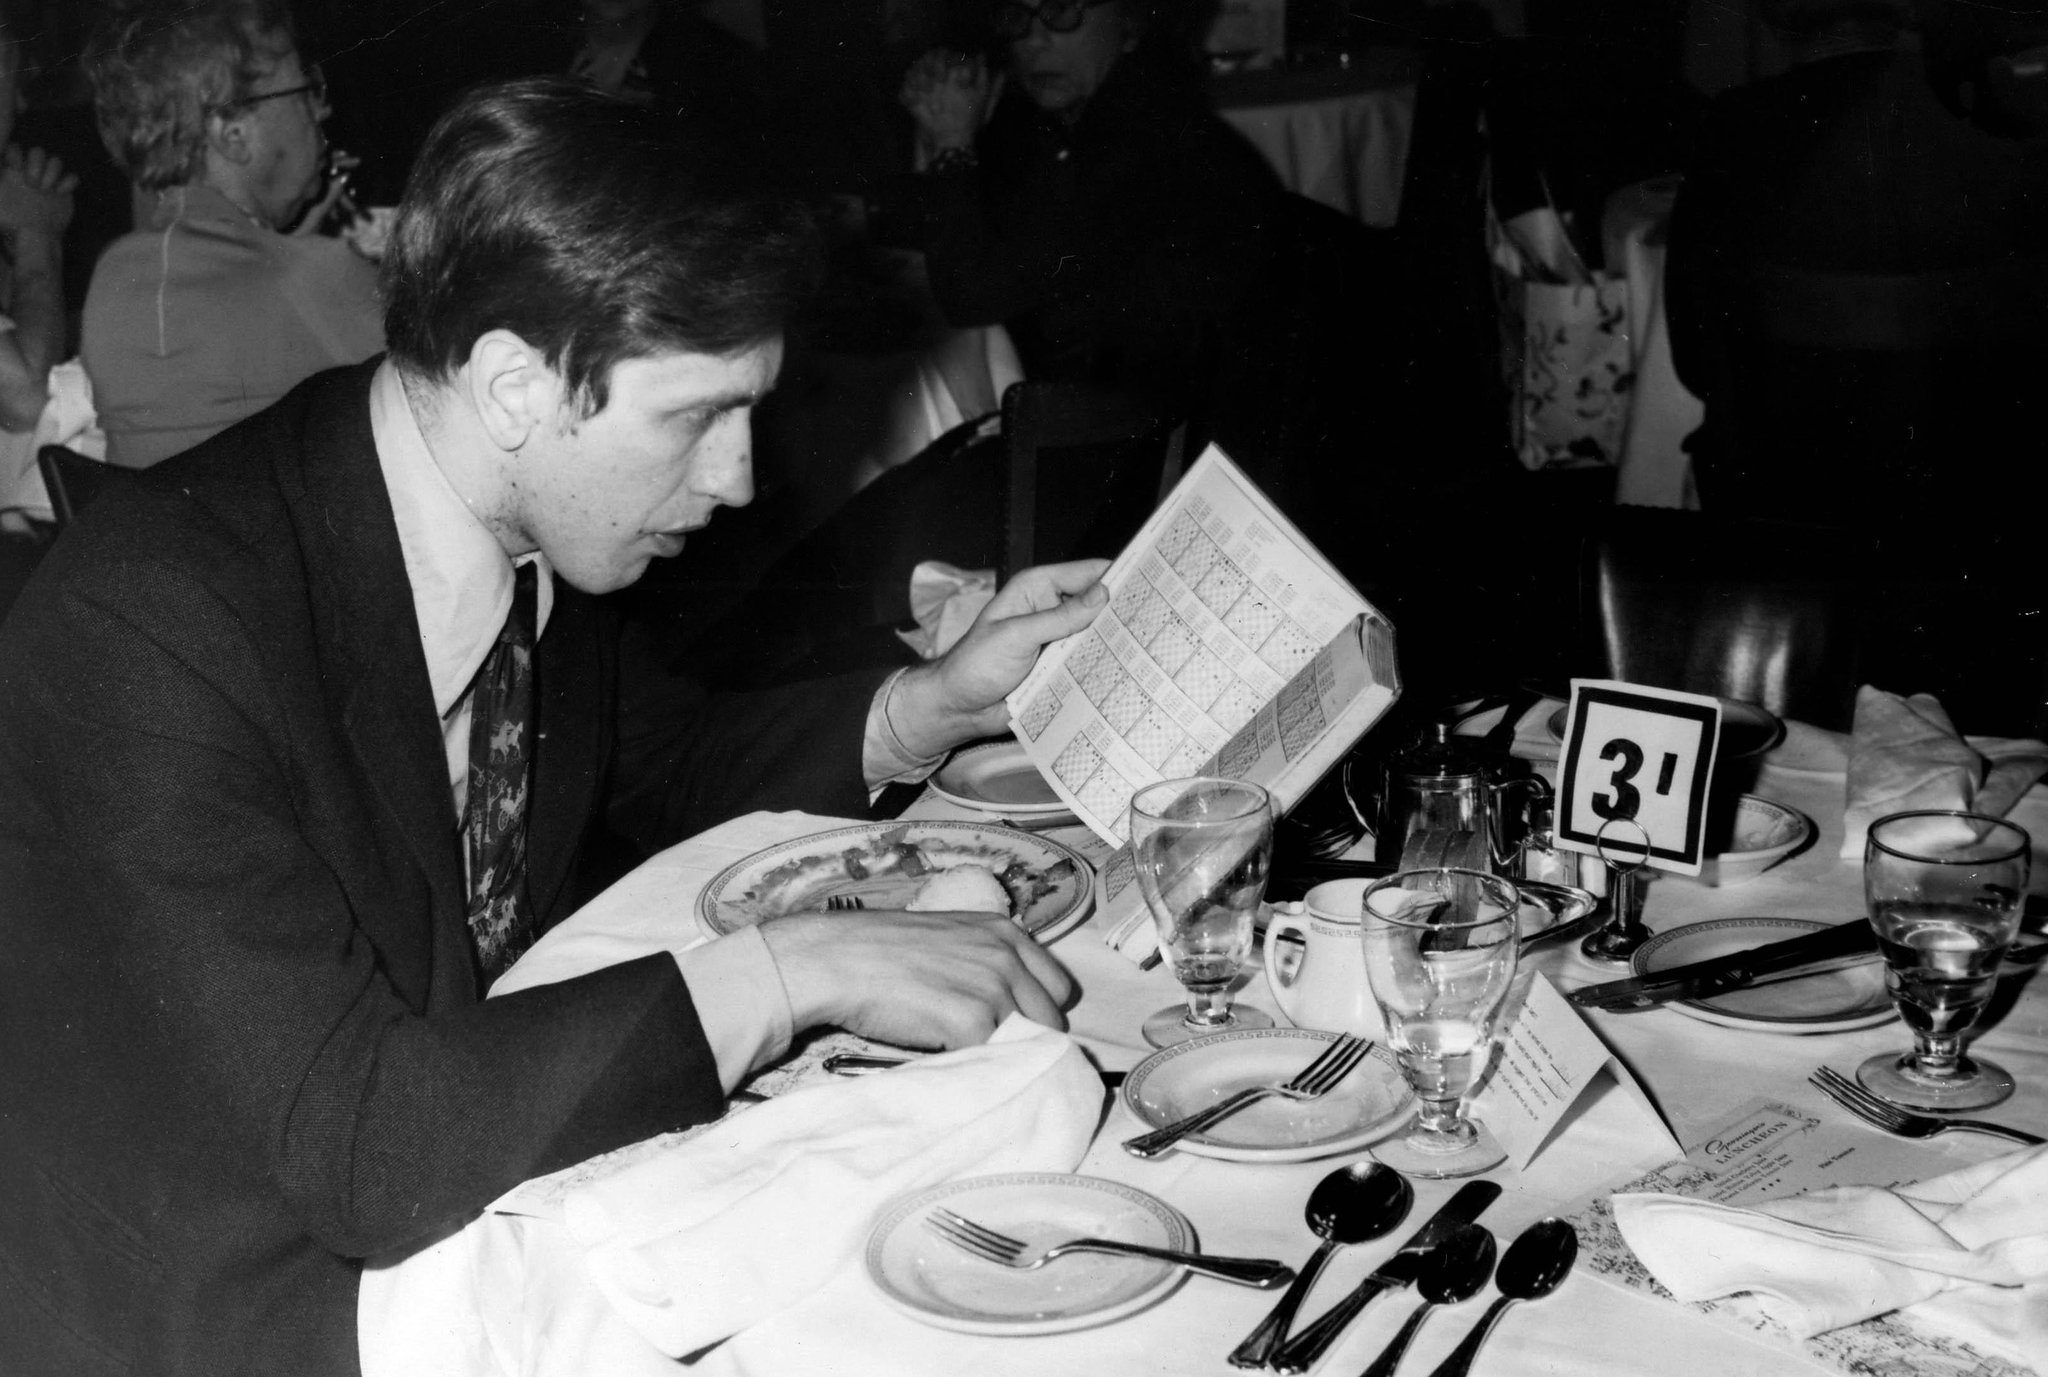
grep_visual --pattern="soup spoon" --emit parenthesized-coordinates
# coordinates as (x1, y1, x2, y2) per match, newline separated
(1354, 1223, 1496, 1377)
(1423, 1218, 1578, 1377)
(1227, 1162, 1413, 1368)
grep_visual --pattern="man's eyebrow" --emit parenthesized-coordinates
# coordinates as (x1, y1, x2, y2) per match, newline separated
(687, 382, 776, 413)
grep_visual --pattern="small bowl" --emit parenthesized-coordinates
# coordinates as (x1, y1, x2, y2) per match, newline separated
(1692, 794, 1813, 887)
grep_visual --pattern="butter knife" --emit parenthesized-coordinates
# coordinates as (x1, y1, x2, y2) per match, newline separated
(1269, 1180, 1503, 1375)
(1568, 919, 1875, 1011)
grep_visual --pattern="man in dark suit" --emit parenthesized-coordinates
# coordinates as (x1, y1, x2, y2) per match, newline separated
(0, 79, 1102, 1376)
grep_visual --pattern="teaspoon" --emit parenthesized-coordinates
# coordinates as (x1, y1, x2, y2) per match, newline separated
(1227, 1162, 1414, 1369)
(1422, 1218, 1578, 1377)
(1354, 1224, 1496, 1377)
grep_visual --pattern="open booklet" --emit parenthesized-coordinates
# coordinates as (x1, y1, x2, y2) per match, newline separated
(1005, 446, 1401, 963)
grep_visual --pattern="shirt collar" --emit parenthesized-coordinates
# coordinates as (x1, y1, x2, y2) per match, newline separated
(368, 359, 554, 721)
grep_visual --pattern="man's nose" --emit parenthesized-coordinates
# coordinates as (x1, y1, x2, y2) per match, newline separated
(703, 427, 755, 510)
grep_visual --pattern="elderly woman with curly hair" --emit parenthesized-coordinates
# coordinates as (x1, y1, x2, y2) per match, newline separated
(81, 0, 380, 468)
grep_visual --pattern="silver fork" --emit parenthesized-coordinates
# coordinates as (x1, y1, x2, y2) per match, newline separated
(1809, 1065, 2046, 1145)
(1122, 1035, 1371, 1159)
(922, 1207, 1294, 1288)
(824, 894, 865, 911)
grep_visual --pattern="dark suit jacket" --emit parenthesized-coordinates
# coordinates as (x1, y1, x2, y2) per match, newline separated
(0, 362, 881, 1376)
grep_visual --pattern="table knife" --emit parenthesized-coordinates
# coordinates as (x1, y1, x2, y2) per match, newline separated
(822, 1052, 1127, 1089)
(1268, 1180, 1503, 1375)
(1567, 919, 1875, 1011)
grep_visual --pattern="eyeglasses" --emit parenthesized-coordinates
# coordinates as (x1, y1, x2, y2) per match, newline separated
(223, 63, 328, 115)
(990, 0, 1116, 42)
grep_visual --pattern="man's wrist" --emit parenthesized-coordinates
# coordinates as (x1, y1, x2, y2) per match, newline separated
(887, 662, 970, 763)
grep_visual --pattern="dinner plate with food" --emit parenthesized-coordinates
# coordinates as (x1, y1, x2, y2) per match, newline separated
(697, 821, 1095, 943)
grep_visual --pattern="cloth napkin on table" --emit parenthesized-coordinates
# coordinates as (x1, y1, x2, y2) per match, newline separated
(1839, 686, 2048, 859)
(1613, 1145, 2048, 1366)
(896, 560, 997, 659)
(564, 1013, 1098, 1359)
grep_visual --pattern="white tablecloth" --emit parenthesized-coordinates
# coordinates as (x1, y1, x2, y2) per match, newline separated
(363, 711, 2048, 1377)
(1216, 73, 1416, 228)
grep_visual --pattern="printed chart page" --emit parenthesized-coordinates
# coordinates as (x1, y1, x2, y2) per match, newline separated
(1006, 446, 1374, 846)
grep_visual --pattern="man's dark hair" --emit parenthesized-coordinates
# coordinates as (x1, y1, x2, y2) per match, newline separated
(382, 77, 818, 414)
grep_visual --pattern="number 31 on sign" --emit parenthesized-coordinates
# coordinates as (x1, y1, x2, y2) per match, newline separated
(1554, 681, 1722, 876)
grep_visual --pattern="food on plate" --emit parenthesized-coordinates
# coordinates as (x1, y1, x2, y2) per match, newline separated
(715, 826, 1078, 930)
(905, 864, 1012, 918)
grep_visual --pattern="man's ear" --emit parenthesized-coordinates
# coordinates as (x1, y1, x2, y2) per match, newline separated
(466, 330, 561, 454)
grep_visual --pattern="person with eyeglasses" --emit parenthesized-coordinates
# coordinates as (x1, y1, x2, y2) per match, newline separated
(898, 0, 1284, 431)
(79, 0, 383, 469)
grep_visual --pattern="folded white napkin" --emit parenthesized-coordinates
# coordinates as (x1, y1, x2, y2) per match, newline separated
(1840, 686, 2048, 859)
(564, 1013, 1099, 1358)
(1, 358, 105, 522)
(897, 560, 997, 660)
(1614, 1145, 2048, 1365)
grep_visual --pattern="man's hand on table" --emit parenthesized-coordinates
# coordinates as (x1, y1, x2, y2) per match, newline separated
(760, 910, 1075, 1047)
(887, 559, 1110, 762)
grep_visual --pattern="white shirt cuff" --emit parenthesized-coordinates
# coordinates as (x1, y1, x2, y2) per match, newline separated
(673, 924, 794, 1094)
(861, 668, 946, 796)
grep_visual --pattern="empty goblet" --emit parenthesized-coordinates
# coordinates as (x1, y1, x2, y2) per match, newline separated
(1131, 777, 1277, 1048)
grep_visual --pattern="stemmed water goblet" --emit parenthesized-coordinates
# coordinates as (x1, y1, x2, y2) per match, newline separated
(1360, 867, 1521, 1178)
(1131, 777, 1277, 1048)
(1858, 810, 2031, 1111)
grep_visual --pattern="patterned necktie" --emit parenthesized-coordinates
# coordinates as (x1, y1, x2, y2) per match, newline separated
(463, 561, 538, 981)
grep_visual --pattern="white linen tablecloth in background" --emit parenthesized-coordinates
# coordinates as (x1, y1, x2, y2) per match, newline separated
(1218, 81, 1416, 228)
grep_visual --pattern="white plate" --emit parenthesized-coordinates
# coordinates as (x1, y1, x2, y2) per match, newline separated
(697, 821, 1094, 943)
(1632, 917, 1896, 1034)
(1121, 1028, 1413, 1162)
(1548, 698, 1787, 762)
(930, 739, 1071, 815)
(865, 1172, 1190, 1335)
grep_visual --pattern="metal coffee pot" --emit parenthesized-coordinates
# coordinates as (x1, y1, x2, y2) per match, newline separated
(1346, 722, 1548, 872)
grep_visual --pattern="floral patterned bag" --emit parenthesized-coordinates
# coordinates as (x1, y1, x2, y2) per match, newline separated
(1488, 189, 1634, 471)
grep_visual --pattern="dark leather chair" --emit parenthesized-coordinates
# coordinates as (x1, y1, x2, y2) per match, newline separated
(1577, 507, 1869, 731)
(37, 444, 114, 530)
(1001, 379, 1183, 577)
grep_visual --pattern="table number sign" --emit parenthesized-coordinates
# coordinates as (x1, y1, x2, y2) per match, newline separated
(1554, 680, 1723, 877)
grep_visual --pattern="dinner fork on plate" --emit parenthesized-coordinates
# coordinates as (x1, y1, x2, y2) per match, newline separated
(824, 894, 865, 911)
(1809, 1065, 2045, 1145)
(1122, 1035, 1371, 1158)
(922, 1208, 1294, 1288)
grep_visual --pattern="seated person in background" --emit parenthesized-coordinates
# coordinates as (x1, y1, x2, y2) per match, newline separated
(0, 2, 73, 444)
(1666, 0, 2048, 733)
(899, 0, 1284, 430)
(80, 0, 380, 469)
(0, 77, 1100, 1377)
